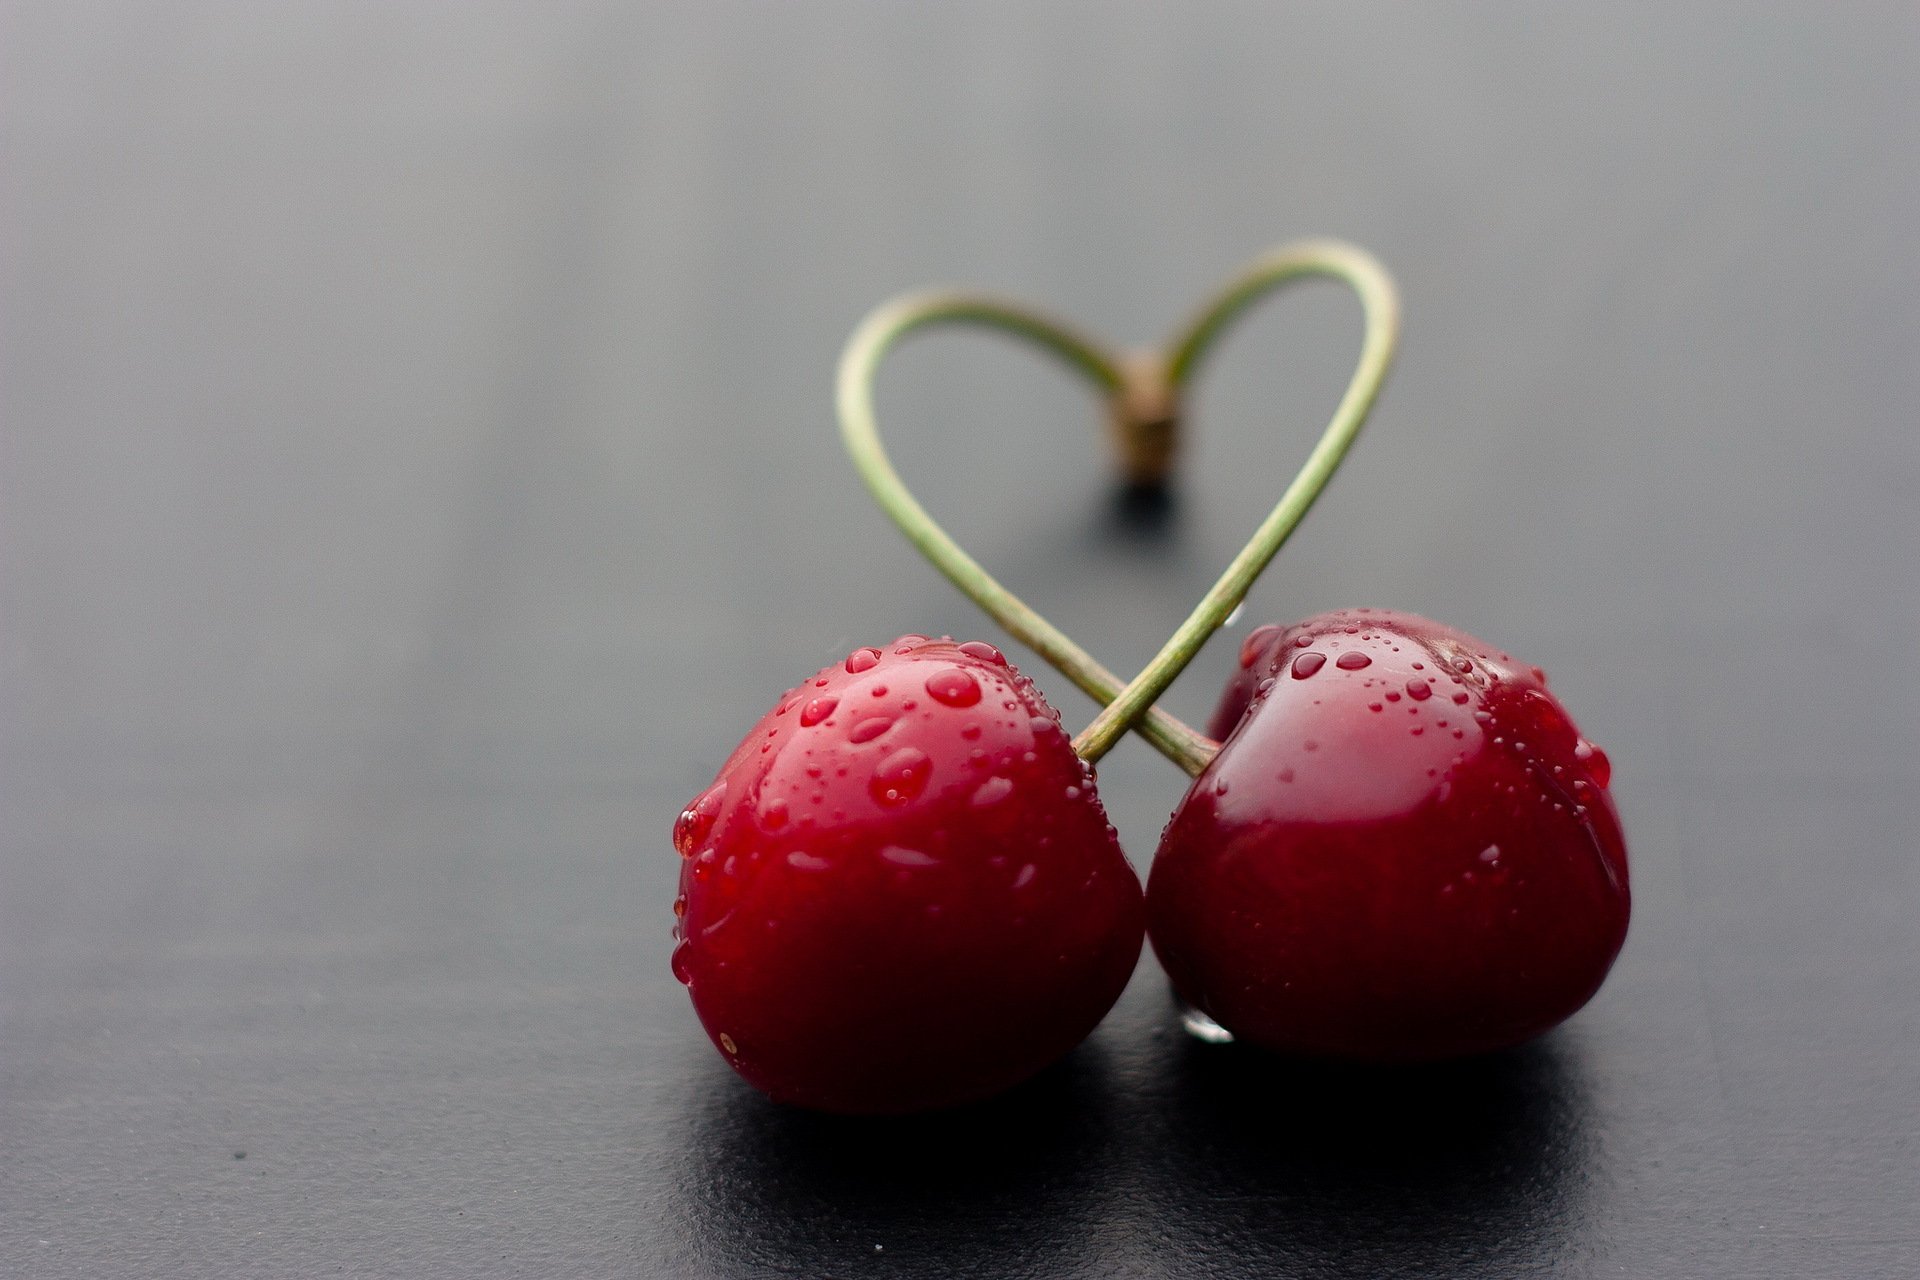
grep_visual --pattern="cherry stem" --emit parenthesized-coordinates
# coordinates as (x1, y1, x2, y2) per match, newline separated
(836, 292, 1222, 773)
(836, 239, 1399, 776)
(1072, 240, 1401, 765)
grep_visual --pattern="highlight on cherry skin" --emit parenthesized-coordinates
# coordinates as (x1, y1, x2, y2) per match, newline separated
(1150, 608, 1629, 1061)
(671, 635, 1145, 1114)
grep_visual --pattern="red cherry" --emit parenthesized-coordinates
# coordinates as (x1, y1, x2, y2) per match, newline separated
(1150, 608, 1628, 1060)
(673, 636, 1145, 1113)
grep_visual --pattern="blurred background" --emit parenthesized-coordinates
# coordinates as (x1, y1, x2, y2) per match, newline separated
(3, 3, 1916, 1276)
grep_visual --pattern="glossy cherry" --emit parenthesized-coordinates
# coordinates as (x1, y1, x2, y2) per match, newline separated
(672, 636, 1144, 1113)
(1149, 608, 1628, 1060)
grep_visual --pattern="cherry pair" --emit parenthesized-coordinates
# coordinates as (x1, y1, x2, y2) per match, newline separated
(671, 241, 1629, 1112)
(672, 611, 1627, 1112)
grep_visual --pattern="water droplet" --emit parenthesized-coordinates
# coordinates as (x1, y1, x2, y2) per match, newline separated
(881, 845, 938, 868)
(969, 775, 1013, 808)
(1335, 651, 1372, 670)
(1029, 714, 1060, 736)
(1452, 691, 1471, 705)
(1303, 739, 1319, 751)
(1294, 635, 1313, 648)
(869, 684, 888, 697)
(961, 724, 982, 740)
(892, 633, 930, 650)
(1368, 702, 1383, 712)
(958, 641, 1006, 664)
(1291, 652, 1327, 679)
(1179, 998, 1236, 1044)
(1574, 740, 1612, 787)
(1406, 678, 1433, 701)
(925, 668, 983, 707)
(719, 1033, 738, 1055)
(845, 647, 882, 673)
(1277, 767, 1295, 783)
(672, 894, 687, 918)
(1064, 784, 1082, 801)
(848, 715, 893, 743)
(1385, 690, 1402, 702)
(1454, 657, 1474, 672)
(763, 800, 789, 830)
(1214, 777, 1230, 796)
(1011, 864, 1038, 890)
(1479, 844, 1502, 864)
(1241, 625, 1283, 668)
(1531, 665, 1548, 685)
(1411, 661, 1424, 670)
(799, 697, 839, 727)
(673, 781, 727, 855)
(870, 746, 932, 805)
(786, 850, 832, 872)
(670, 941, 693, 985)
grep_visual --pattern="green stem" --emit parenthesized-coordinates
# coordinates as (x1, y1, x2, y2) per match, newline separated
(836, 292, 1220, 774)
(1070, 239, 1401, 764)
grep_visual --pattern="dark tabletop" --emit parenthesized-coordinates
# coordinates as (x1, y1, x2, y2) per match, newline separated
(4, 4, 1917, 1276)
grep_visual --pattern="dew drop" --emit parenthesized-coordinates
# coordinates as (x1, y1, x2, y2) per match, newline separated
(1479, 844, 1502, 865)
(1214, 777, 1230, 796)
(958, 641, 1006, 664)
(799, 697, 839, 727)
(719, 1033, 738, 1055)
(763, 800, 789, 830)
(1452, 691, 1471, 705)
(1241, 625, 1283, 668)
(672, 894, 687, 918)
(1029, 715, 1060, 736)
(881, 845, 938, 868)
(1406, 678, 1433, 701)
(670, 941, 693, 985)
(925, 668, 983, 707)
(673, 781, 727, 855)
(1335, 651, 1372, 670)
(971, 776, 1014, 807)
(1011, 864, 1038, 890)
(786, 850, 832, 872)
(1277, 767, 1295, 783)
(848, 715, 894, 743)
(845, 647, 882, 673)
(870, 746, 933, 805)
(1574, 740, 1613, 787)
(892, 633, 930, 650)
(1291, 652, 1327, 679)
(961, 724, 982, 740)
(1369, 702, 1383, 713)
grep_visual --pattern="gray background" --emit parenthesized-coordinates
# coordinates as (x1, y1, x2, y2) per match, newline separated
(3, 3, 1916, 1276)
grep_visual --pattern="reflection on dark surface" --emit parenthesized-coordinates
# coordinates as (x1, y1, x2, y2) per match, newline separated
(669, 994, 1596, 1279)
(1139, 998, 1596, 1277)
(673, 1042, 1126, 1278)
(1104, 479, 1181, 542)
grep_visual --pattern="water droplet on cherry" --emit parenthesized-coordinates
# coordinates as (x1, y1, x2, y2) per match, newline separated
(925, 668, 983, 707)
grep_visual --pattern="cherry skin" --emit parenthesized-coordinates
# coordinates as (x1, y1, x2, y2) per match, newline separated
(1149, 608, 1628, 1060)
(672, 636, 1144, 1113)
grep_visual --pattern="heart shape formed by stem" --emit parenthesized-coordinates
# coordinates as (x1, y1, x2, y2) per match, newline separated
(837, 239, 1400, 776)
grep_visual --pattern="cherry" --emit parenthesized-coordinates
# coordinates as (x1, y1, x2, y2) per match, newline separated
(1149, 608, 1628, 1060)
(672, 636, 1145, 1113)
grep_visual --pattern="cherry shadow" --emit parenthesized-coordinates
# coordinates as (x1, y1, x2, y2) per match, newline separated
(1129, 997, 1599, 1277)
(668, 1040, 1129, 1278)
